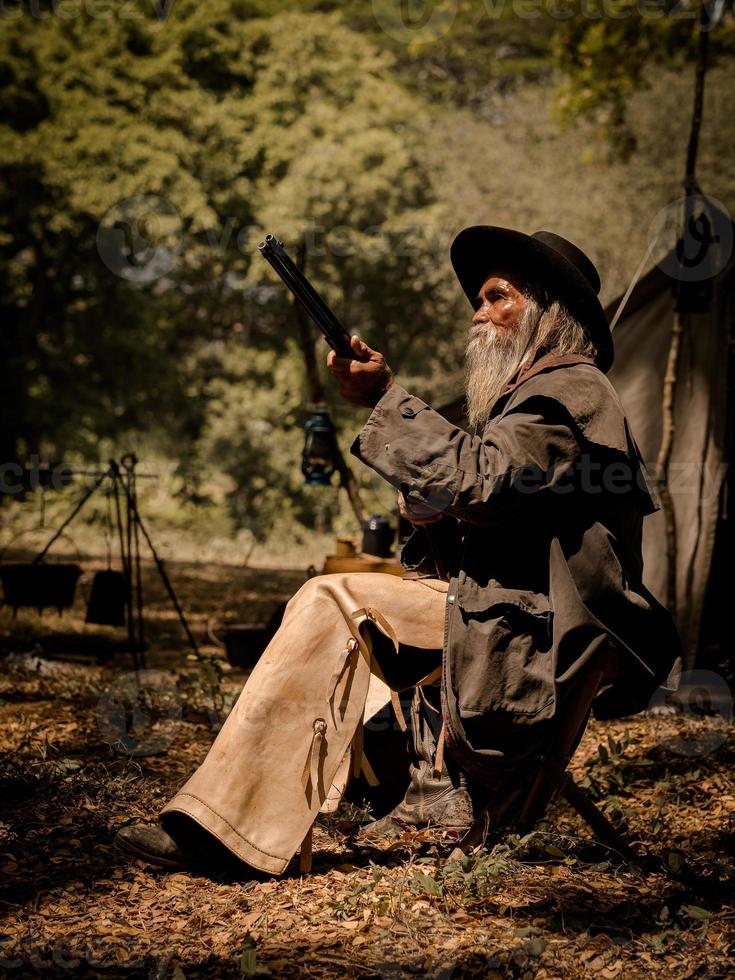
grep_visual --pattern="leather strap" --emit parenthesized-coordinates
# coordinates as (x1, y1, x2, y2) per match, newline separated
(301, 718, 327, 805)
(390, 690, 408, 732)
(432, 722, 446, 779)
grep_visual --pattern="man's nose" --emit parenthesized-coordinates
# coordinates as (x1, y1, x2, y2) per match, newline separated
(472, 304, 490, 325)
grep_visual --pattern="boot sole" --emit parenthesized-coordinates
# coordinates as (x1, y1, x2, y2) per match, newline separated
(114, 833, 190, 871)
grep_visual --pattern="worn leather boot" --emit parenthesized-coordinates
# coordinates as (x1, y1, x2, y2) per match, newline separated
(115, 824, 193, 870)
(115, 816, 233, 871)
(357, 685, 474, 841)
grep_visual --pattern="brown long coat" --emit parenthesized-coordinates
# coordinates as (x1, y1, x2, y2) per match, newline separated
(352, 356, 682, 781)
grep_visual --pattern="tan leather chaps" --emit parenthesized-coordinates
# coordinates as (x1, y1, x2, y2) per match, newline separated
(161, 572, 448, 874)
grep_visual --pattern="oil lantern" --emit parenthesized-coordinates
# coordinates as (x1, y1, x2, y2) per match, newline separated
(302, 405, 337, 486)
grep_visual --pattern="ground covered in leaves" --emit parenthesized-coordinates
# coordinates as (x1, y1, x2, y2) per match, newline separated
(1, 558, 734, 978)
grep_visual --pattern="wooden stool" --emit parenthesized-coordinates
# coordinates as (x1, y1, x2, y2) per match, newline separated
(450, 645, 635, 861)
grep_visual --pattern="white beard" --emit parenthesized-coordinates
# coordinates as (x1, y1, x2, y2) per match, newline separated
(463, 300, 541, 429)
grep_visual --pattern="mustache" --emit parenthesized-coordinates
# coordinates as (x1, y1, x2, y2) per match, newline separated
(466, 321, 512, 348)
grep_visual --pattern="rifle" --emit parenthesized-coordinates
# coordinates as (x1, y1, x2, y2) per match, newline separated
(258, 234, 448, 581)
(258, 235, 355, 359)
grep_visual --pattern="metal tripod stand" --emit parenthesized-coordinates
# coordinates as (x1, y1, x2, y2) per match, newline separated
(34, 455, 201, 673)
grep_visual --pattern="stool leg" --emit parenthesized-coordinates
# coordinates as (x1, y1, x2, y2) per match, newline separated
(562, 776, 635, 860)
(299, 826, 313, 874)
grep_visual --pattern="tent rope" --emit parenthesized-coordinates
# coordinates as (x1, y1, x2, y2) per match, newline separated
(609, 231, 661, 332)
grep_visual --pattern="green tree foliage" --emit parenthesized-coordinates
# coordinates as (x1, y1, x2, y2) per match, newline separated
(2, 0, 732, 549)
(552, 0, 735, 156)
(325, 1, 734, 158)
(0, 1, 446, 536)
(332, 0, 556, 106)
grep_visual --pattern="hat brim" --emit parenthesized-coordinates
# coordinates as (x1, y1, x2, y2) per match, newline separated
(450, 226, 614, 373)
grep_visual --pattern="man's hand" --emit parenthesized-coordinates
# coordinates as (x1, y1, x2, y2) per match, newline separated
(398, 491, 442, 526)
(327, 335, 394, 408)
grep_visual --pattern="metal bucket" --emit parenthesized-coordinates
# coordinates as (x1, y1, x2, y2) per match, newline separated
(361, 514, 394, 558)
(85, 569, 127, 626)
(0, 563, 82, 614)
(212, 601, 287, 669)
(220, 623, 271, 668)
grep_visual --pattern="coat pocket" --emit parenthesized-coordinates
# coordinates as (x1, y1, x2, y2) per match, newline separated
(455, 586, 554, 721)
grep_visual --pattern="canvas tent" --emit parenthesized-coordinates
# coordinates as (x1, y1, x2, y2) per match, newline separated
(438, 241, 734, 670)
(605, 244, 734, 669)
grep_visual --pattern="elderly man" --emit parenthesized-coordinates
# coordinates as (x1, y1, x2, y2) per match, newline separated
(116, 227, 681, 872)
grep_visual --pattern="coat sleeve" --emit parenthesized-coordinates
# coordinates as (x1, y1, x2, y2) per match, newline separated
(350, 383, 583, 527)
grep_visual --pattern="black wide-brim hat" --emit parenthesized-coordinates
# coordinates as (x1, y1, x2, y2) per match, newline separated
(450, 226, 614, 372)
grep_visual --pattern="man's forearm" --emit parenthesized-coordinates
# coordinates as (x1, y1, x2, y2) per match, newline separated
(350, 383, 581, 527)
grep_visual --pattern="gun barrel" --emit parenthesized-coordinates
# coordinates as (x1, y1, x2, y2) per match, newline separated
(258, 236, 354, 358)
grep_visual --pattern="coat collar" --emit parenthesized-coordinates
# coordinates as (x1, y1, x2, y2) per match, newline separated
(488, 351, 596, 420)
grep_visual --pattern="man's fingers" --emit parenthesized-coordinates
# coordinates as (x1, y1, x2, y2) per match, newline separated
(328, 337, 371, 372)
(398, 488, 442, 525)
(351, 334, 378, 361)
(328, 335, 392, 407)
(328, 354, 353, 374)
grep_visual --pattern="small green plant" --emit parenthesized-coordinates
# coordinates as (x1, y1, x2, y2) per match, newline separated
(582, 729, 633, 796)
(328, 866, 383, 920)
(238, 933, 270, 977)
